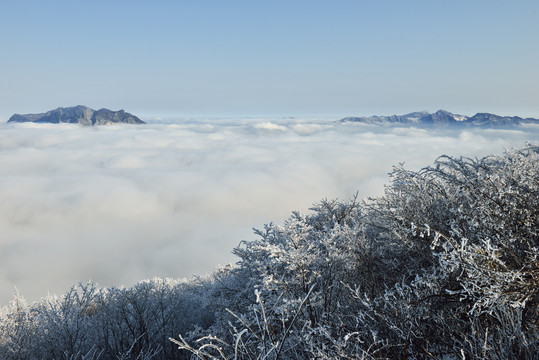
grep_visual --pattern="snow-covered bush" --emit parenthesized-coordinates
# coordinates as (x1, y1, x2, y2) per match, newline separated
(0, 279, 210, 359)
(172, 145, 538, 359)
(1, 145, 536, 359)
(362, 144, 538, 358)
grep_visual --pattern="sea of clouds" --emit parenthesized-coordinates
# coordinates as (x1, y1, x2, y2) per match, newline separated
(0, 117, 537, 304)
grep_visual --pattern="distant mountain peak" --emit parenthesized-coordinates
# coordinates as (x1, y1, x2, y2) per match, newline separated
(339, 110, 538, 128)
(8, 106, 145, 126)
(434, 109, 452, 115)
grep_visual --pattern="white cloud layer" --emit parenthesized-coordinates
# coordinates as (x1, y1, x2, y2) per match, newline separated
(0, 119, 537, 304)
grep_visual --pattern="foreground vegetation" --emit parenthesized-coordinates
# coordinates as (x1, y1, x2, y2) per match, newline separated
(1, 145, 537, 359)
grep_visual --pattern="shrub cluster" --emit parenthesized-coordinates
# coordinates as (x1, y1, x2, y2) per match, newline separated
(1, 145, 537, 359)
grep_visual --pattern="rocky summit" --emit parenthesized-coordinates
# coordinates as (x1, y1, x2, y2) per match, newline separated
(8, 105, 145, 126)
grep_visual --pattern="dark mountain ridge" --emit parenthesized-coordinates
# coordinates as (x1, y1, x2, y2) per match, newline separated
(340, 109, 538, 128)
(8, 105, 145, 126)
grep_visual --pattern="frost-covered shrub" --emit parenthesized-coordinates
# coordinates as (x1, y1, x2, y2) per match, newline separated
(365, 145, 538, 358)
(0, 279, 210, 359)
(1, 145, 536, 359)
(330, 144, 539, 359)
(173, 145, 538, 359)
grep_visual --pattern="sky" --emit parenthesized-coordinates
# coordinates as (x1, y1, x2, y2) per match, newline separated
(1, 0, 539, 120)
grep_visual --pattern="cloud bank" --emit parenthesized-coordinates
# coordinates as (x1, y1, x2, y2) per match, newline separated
(0, 119, 537, 304)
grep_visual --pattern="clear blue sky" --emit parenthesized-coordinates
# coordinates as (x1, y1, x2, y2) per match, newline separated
(1, 0, 538, 119)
